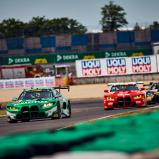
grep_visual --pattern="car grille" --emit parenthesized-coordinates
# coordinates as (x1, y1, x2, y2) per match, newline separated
(21, 106, 30, 119)
(20, 106, 44, 120)
(30, 106, 39, 119)
(117, 96, 131, 107)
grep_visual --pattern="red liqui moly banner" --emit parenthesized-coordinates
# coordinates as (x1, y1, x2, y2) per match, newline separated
(76, 59, 106, 77)
(76, 55, 158, 77)
(81, 60, 101, 77)
(106, 58, 127, 75)
(131, 56, 157, 74)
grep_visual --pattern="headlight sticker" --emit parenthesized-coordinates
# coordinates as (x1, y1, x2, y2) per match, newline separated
(43, 103, 53, 108)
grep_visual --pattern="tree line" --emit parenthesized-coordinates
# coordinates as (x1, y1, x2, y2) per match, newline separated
(0, 1, 159, 38)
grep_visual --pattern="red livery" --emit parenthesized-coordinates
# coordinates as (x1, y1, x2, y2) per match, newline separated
(104, 83, 146, 110)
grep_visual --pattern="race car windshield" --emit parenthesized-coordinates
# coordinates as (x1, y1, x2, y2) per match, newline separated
(110, 85, 139, 92)
(18, 91, 53, 100)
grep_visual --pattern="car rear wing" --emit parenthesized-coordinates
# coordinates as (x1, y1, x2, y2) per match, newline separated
(53, 85, 70, 92)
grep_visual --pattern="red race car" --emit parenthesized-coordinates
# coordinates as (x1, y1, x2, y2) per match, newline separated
(104, 83, 146, 110)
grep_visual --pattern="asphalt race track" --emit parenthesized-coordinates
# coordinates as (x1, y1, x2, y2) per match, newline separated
(0, 99, 157, 136)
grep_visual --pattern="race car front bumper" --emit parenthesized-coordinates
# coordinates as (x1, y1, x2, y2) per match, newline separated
(104, 96, 146, 108)
(6, 105, 57, 121)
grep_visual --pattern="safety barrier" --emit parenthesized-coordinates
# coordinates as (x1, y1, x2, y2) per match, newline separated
(0, 76, 55, 89)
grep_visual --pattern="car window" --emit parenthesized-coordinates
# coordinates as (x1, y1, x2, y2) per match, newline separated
(53, 90, 60, 96)
(156, 84, 159, 90)
(110, 86, 118, 92)
(151, 84, 156, 90)
(18, 90, 54, 100)
(110, 85, 139, 92)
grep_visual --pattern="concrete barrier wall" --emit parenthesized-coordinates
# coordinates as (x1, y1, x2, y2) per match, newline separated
(0, 84, 106, 103)
(74, 73, 159, 84)
(1, 73, 159, 103)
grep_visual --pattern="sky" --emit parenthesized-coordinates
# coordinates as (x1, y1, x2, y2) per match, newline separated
(0, 0, 159, 31)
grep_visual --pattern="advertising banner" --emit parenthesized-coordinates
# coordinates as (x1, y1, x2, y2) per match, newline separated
(1, 55, 55, 65)
(156, 55, 159, 72)
(106, 58, 127, 75)
(5, 80, 14, 89)
(0, 48, 152, 65)
(76, 55, 158, 77)
(45, 77, 56, 87)
(0, 81, 4, 89)
(131, 56, 157, 74)
(25, 79, 35, 88)
(76, 59, 106, 77)
(14, 79, 25, 88)
(81, 60, 101, 77)
(104, 48, 152, 58)
(0, 77, 55, 89)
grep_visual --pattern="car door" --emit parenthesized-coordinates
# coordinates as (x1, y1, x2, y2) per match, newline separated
(53, 89, 64, 108)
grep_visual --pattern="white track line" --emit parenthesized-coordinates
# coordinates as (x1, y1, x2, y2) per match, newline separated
(57, 105, 159, 130)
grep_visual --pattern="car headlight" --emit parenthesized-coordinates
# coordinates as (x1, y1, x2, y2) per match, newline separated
(133, 95, 143, 99)
(106, 96, 114, 101)
(8, 106, 18, 111)
(43, 103, 53, 108)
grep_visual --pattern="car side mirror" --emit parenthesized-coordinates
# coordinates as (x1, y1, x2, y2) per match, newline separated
(12, 97, 17, 101)
(104, 89, 109, 93)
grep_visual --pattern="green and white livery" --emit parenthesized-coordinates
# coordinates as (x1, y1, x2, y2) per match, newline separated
(6, 87, 71, 123)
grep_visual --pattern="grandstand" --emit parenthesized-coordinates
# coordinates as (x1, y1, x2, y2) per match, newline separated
(0, 29, 159, 79)
(0, 30, 159, 55)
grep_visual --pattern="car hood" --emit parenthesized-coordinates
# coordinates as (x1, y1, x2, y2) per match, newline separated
(105, 90, 142, 96)
(7, 98, 56, 107)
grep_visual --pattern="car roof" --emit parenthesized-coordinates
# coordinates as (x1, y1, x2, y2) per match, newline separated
(107, 82, 136, 86)
(136, 81, 157, 85)
(24, 87, 53, 92)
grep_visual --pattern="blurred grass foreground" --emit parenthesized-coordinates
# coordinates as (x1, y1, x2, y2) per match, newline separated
(1, 108, 159, 158)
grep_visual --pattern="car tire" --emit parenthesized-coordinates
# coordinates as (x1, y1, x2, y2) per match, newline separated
(7, 117, 17, 123)
(104, 107, 114, 110)
(57, 104, 62, 119)
(51, 102, 62, 119)
(21, 119, 30, 122)
(67, 101, 71, 118)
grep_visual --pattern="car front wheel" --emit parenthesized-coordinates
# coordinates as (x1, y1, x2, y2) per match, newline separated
(51, 102, 62, 119)
(7, 117, 17, 123)
(67, 101, 71, 118)
(57, 104, 62, 119)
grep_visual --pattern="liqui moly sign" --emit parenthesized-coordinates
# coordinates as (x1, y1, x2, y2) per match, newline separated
(106, 58, 127, 75)
(81, 60, 101, 77)
(132, 56, 151, 73)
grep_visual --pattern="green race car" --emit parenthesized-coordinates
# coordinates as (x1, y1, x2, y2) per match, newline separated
(6, 86, 71, 123)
